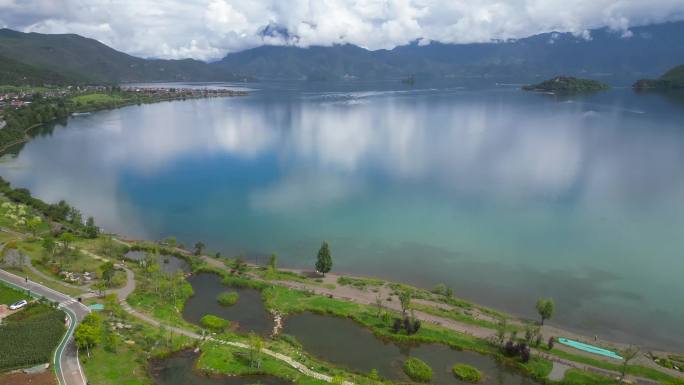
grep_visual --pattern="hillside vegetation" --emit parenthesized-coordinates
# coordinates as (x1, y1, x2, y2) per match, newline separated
(522, 76, 609, 92)
(634, 64, 684, 89)
(0, 28, 247, 84)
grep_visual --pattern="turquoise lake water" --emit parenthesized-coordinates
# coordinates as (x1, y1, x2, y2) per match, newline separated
(1, 82, 683, 351)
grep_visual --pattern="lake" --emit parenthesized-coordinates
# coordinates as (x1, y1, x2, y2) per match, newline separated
(1, 82, 683, 351)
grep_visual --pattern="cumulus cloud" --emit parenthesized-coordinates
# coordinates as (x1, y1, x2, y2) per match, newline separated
(1, 0, 683, 60)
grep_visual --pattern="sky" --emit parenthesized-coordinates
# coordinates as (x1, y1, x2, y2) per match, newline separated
(1, 0, 684, 61)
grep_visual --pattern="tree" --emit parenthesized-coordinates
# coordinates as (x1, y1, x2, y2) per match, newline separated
(194, 241, 205, 256)
(42, 236, 56, 259)
(75, 313, 103, 357)
(432, 283, 446, 295)
(85, 216, 99, 238)
(399, 290, 412, 316)
(26, 216, 42, 237)
(536, 298, 555, 325)
(445, 287, 453, 298)
(268, 253, 277, 270)
(374, 293, 384, 317)
(495, 318, 508, 347)
(315, 241, 333, 276)
(59, 232, 75, 252)
(619, 346, 640, 383)
(248, 332, 263, 368)
(100, 261, 116, 287)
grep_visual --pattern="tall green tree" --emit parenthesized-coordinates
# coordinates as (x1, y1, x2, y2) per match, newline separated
(194, 241, 205, 256)
(100, 261, 116, 287)
(619, 346, 640, 383)
(399, 290, 412, 316)
(268, 253, 277, 270)
(315, 241, 332, 276)
(536, 298, 555, 325)
(59, 232, 75, 253)
(74, 313, 103, 357)
(85, 216, 99, 238)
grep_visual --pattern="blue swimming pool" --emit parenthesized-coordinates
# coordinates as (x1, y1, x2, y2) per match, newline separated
(558, 338, 624, 360)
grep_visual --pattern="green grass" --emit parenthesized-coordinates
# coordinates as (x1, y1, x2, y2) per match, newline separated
(410, 302, 521, 332)
(197, 342, 329, 385)
(0, 281, 27, 305)
(71, 93, 125, 105)
(403, 357, 432, 382)
(81, 344, 153, 385)
(126, 277, 198, 332)
(337, 276, 384, 289)
(200, 314, 230, 331)
(452, 363, 482, 383)
(79, 298, 192, 385)
(217, 291, 239, 306)
(549, 348, 684, 385)
(557, 369, 616, 385)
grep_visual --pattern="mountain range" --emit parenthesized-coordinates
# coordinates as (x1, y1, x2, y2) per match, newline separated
(1, 21, 684, 85)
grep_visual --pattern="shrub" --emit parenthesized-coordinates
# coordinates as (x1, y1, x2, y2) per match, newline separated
(403, 357, 432, 383)
(217, 291, 239, 307)
(452, 364, 482, 383)
(200, 314, 230, 331)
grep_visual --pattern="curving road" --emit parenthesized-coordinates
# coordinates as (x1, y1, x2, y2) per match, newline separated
(0, 268, 89, 385)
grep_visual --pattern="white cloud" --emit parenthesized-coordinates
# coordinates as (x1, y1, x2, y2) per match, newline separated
(1, 0, 683, 60)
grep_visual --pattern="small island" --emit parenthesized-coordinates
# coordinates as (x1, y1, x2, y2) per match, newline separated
(522, 76, 609, 93)
(633, 64, 684, 90)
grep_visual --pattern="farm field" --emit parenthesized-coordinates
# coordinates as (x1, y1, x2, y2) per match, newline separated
(0, 302, 65, 371)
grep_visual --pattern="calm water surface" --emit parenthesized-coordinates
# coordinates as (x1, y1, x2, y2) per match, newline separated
(183, 273, 272, 334)
(284, 312, 535, 385)
(1, 83, 683, 350)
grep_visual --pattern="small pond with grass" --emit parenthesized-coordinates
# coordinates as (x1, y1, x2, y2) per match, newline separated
(183, 273, 273, 335)
(283, 312, 537, 385)
(150, 349, 292, 385)
(124, 250, 190, 274)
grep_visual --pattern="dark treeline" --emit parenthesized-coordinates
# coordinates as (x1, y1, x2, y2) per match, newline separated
(0, 96, 69, 149)
(0, 175, 98, 238)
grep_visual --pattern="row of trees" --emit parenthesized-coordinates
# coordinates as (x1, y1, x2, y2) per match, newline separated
(0, 176, 99, 238)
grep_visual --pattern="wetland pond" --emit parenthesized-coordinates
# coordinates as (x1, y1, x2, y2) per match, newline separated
(284, 312, 537, 385)
(124, 250, 190, 274)
(183, 273, 273, 335)
(150, 349, 291, 385)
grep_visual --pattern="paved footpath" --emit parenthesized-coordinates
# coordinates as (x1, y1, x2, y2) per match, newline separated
(0, 268, 90, 385)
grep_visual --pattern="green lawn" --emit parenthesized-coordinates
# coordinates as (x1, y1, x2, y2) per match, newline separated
(0, 281, 27, 305)
(550, 348, 684, 385)
(82, 344, 153, 385)
(71, 93, 125, 105)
